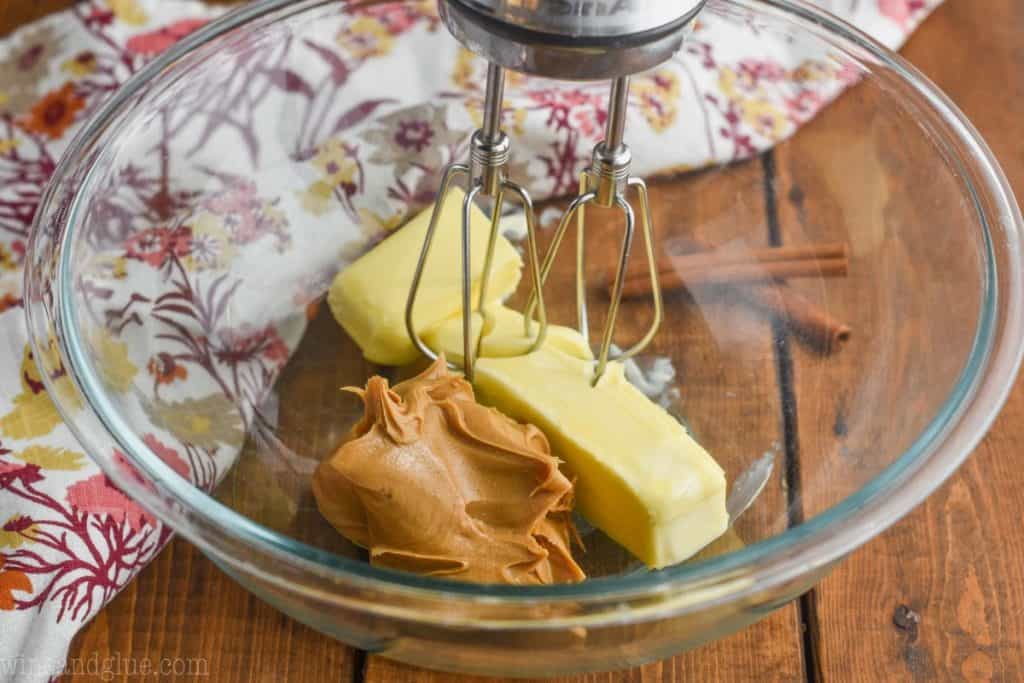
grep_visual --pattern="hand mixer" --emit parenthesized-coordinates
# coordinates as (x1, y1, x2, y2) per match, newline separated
(406, 0, 706, 384)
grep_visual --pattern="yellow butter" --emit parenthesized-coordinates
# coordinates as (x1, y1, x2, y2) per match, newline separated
(328, 188, 522, 365)
(424, 305, 594, 365)
(477, 348, 727, 569)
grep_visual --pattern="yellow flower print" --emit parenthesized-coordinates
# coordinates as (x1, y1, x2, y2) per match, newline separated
(451, 48, 525, 91)
(89, 327, 138, 393)
(337, 17, 393, 59)
(0, 244, 17, 271)
(300, 139, 360, 216)
(716, 66, 790, 142)
(791, 60, 834, 84)
(359, 208, 404, 234)
(313, 139, 358, 186)
(0, 516, 38, 549)
(453, 48, 528, 132)
(740, 99, 789, 141)
(16, 446, 85, 471)
(511, 108, 527, 134)
(0, 343, 80, 440)
(83, 253, 128, 280)
(261, 202, 287, 230)
(717, 67, 741, 98)
(655, 69, 681, 99)
(107, 0, 149, 26)
(186, 212, 235, 271)
(633, 70, 681, 133)
(142, 393, 244, 450)
(452, 49, 476, 91)
(299, 180, 336, 217)
(61, 52, 98, 77)
(464, 98, 528, 135)
(0, 139, 17, 155)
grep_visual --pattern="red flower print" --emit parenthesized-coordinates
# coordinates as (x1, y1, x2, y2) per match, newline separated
(394, 119, 434, 153)
(126, 18, 209, 56)
(17, 43, 45, 71)
(570, 108, 606, 140)
(0, 293, 21, 314)
(147, 353, 187, 385)
(737, 59, 786, 87)
(66, 474, 152, 532)
(124, 226, 192, 267)
(114, 434, 189, 486)
(878, 0, 927, 27)
(0, 555, 32, 611)
(2, 515, 33, 535)
(86, 6, 115, 27)
(201, 179, 288, 247)
(113, 449, 147, 489)
(142, 434, 190, 479)
(835, 61, 863, 87)
(261, 328, 290, 367)
(215, 324, 290, 370)
(785, 90, 825, 123)
(19, 83, 86, 139)
(525, 87, 605, 133)
(0, 462, 44, 488)
(202, 178, 259, 215)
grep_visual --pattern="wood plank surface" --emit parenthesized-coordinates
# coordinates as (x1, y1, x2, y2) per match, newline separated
(769, 0, 1024, 680)
(68, 539, 356, 683)
(1, 0, 1018, 681)
(0, 0, 75, 38)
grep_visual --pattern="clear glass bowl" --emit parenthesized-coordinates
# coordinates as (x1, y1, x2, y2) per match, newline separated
(25, 0, 1024, 676)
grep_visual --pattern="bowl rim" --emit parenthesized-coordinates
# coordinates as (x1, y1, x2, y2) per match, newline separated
(28, 0, 1024, 615)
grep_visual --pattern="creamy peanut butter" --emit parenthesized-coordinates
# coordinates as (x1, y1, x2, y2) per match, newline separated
(312, 358, 585, 585)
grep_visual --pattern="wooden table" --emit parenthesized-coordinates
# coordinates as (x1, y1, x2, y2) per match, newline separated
(5, 0, 1023, 680)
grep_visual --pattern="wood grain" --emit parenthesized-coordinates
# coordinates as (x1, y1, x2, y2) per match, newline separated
(768, 0, 1024, 680)
(67, 539, 356, 683)
(5, 0, 1022, 681)
(0, 0, 76, 38)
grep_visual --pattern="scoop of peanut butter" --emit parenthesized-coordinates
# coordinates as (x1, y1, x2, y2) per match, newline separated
(312, 357, 585, 585)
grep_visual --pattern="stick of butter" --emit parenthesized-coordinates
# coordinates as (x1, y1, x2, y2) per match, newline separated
(429, 316, 728, 568)
(328, 187, 522, 365)
(424, 305, 594, 365)
(476, 349, 727, 568)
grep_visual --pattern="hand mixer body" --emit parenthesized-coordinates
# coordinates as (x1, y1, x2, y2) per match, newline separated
(439, 0, 706, 79)
(455, 0, 705, 38)
(406, 0, 702, 382)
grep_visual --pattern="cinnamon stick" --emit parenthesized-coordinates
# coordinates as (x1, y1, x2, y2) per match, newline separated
(619, 243, 849, 297)
(677, 241, 847, 266)
(739, 285, 852, 354)
(615, 238, 852, 354)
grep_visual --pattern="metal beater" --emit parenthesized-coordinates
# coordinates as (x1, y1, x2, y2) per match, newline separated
(407, 0, 707, 384)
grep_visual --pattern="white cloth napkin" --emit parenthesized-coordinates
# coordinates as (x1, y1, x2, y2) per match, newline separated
(0, 0, 941, 679)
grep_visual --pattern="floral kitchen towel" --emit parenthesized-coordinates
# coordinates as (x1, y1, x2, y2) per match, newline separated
(0, 0, 941, 679)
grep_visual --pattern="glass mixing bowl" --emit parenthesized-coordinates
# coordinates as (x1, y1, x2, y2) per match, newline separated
(25, 0, 1024, 676)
